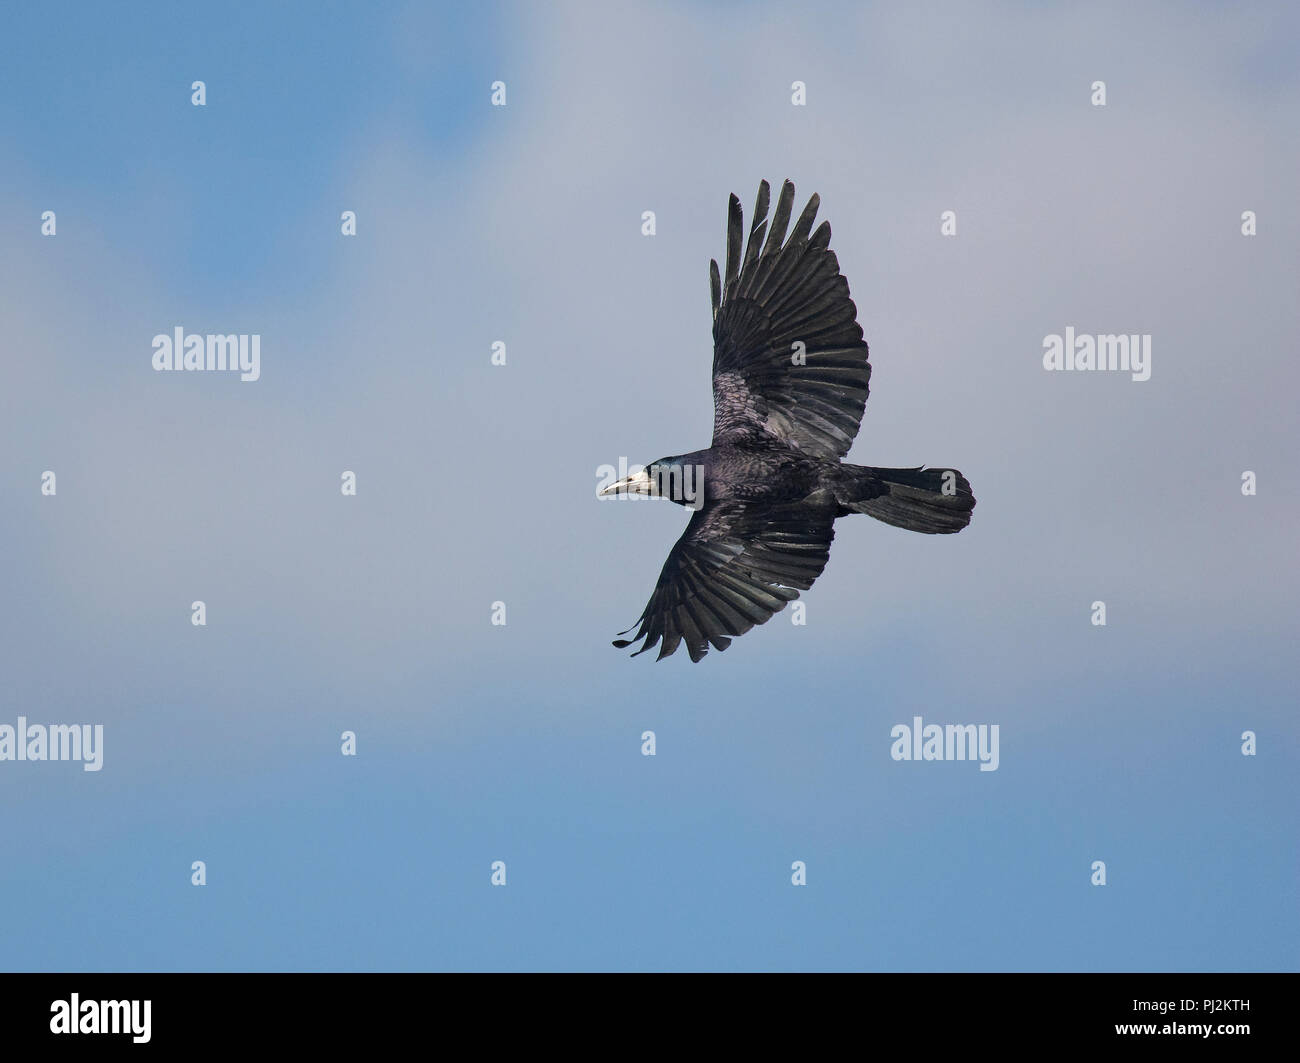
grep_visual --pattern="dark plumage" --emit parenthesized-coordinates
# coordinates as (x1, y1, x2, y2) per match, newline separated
(604, 180, 975, 661)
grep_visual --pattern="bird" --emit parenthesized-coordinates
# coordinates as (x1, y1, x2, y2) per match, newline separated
(602, 179, 975, 661)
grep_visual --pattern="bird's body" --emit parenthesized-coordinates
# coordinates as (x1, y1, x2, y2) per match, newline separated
(659, 443, 946, 513)
(605, 180, 975, 661)
(668, 443, 821, 505)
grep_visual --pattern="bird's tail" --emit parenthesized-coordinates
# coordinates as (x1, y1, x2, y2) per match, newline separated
(838, 465, 975, 534)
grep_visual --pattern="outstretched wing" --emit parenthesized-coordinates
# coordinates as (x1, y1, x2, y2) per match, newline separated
(613, 500, 836, 662)
(710, 179, 871, 459)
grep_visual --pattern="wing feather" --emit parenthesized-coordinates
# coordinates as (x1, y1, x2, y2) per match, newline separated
(712, 181, 871, 459)
(613, 500, 835, 661)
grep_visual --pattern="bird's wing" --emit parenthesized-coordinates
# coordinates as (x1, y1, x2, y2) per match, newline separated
(613, 500, 836, 661)
(710, 180, 871, 459)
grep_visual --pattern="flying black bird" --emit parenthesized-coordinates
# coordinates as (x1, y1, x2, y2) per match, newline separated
(603, 179, 975, 661)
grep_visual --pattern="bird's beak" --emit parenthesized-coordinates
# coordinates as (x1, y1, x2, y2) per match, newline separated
(600, 469, 655, 496)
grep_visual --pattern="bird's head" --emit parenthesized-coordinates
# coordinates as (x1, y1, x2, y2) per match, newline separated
(600, 456, 705, 508)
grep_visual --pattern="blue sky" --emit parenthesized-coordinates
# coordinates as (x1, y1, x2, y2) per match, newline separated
(0, 1, 1296, 971)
